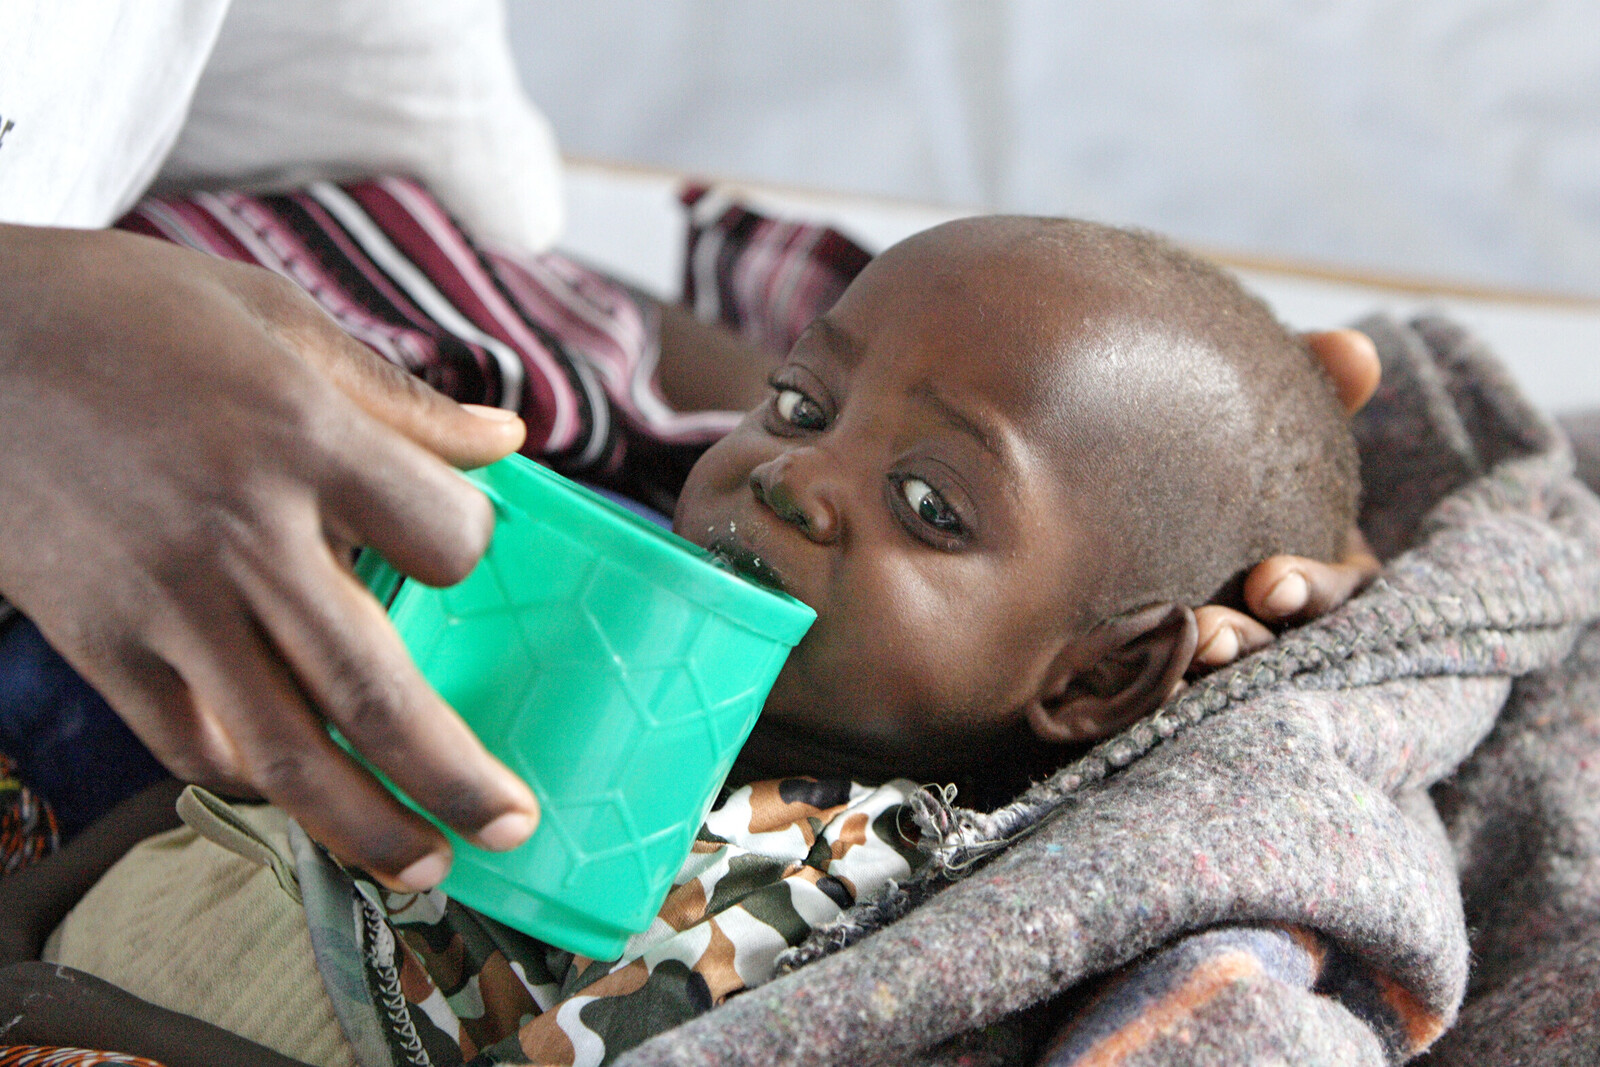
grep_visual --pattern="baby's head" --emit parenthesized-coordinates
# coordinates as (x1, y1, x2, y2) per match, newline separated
(674, 216, 1357, 789)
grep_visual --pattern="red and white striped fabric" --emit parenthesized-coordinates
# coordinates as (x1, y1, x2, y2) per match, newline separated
(680, 184, 872, 358)
(119, 177, 738, 510)
(0, 1048, 166, 1067)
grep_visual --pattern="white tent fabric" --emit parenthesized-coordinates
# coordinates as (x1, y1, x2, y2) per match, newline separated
(558, 161, 1600, 413)
(510, 1, 1600, 299)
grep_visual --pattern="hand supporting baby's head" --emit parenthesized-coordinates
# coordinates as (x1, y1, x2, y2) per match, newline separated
(674, 216, 1357, 789)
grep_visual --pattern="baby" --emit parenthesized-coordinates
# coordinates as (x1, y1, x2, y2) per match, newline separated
(0, 214, 1357, 1066)
(691, 214, 1356, 799)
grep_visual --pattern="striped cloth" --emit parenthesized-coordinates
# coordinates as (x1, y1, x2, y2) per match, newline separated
(118, 178, 740, 513)
(0, 1049, 166, 1067)
(679, 185, 871, 359)
(1041, 925, 1437, 1066)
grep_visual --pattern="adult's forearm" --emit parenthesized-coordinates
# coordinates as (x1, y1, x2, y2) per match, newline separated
(0, 962, 312, 1067)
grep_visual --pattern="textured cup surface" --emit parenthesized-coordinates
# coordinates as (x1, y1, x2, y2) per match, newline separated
(357, 455, 814, 958)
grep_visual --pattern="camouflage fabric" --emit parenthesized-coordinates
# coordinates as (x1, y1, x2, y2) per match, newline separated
(296, 778, 924, 1067)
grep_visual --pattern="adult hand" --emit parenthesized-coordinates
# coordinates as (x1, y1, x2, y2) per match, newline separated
(1192, 328, 1382, 670)
(0, 224, 539, 889)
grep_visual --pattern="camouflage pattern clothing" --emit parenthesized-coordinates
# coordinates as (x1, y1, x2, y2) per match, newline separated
(295, 778, 925, 1067)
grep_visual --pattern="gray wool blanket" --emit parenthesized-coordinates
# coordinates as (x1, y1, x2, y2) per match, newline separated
(615, 314, 1600, 1067)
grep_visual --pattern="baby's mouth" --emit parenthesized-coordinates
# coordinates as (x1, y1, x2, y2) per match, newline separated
(705, 536, 789, 595)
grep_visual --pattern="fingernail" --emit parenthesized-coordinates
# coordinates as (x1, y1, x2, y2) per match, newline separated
(1196, 625, 1238, 665)
(475, 810, 538, 851)
(1264, 572, 1309, 617)
(461, 403, 520, 423)
(395, 849, 452, 891)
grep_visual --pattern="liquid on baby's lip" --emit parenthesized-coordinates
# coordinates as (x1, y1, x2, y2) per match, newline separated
(706, 541, 787, 595)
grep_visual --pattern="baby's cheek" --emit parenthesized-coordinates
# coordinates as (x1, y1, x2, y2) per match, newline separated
(874, 569, 983, 691)
(674, 444, 741, 537)
(840, 591, 986, 740)
(762, 617, 903, 738)
(877, 580, 1047, 740)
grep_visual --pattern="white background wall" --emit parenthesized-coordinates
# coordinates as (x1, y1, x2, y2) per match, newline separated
(508, 0, 1600, 299)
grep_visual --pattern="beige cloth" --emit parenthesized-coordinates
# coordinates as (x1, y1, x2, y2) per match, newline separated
(45, 788, 356, 1067)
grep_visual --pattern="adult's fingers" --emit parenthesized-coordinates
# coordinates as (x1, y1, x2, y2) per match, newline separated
(1305, 328, 1381, 416)
(168, 605, 458, 891)
(65, 636, 248, 797)
(94, 578, 455, 888)
(1191, 606, 1274, 671)
(320, 418, 500, 589)
(1241, 530, 1380, 625)
(254, 276, 527, 470)
(234, 530, 539, 869)
(322, 337, 527, 469)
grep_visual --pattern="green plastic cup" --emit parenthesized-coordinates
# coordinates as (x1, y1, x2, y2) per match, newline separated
(352, 454, 814, 959)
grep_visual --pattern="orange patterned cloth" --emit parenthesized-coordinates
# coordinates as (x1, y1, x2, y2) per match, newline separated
(0, 1048, 166, 1067)
(0, 752, 57, 875)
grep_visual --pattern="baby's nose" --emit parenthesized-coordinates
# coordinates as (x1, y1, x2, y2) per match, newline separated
(749, 451, 841, 544)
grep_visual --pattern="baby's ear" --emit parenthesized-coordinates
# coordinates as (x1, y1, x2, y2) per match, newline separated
(1026, 603, 1198, 745)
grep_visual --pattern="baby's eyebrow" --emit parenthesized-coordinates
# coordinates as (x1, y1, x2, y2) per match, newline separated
(908, 380, 1002, 460)
(802, 316, 864, 366)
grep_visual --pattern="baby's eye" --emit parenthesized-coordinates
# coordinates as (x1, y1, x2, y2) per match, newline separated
(775, 387, 828, 431)
(900, 477, 963, 534)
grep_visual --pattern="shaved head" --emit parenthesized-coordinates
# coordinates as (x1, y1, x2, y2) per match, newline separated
(894, 216, 1359, 622)
(677, 213, 1359, 789)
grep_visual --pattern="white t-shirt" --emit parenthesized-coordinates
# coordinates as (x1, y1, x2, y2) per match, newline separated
(0, 0, 563, 249)
(0, 1, 230, 227)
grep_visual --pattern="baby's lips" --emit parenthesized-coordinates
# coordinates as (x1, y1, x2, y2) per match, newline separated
(708, 536, 790, 595)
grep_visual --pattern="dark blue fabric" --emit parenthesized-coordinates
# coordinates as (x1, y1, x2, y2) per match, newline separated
(584, 482, 673, 528)
(0, 617, 169, 841)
